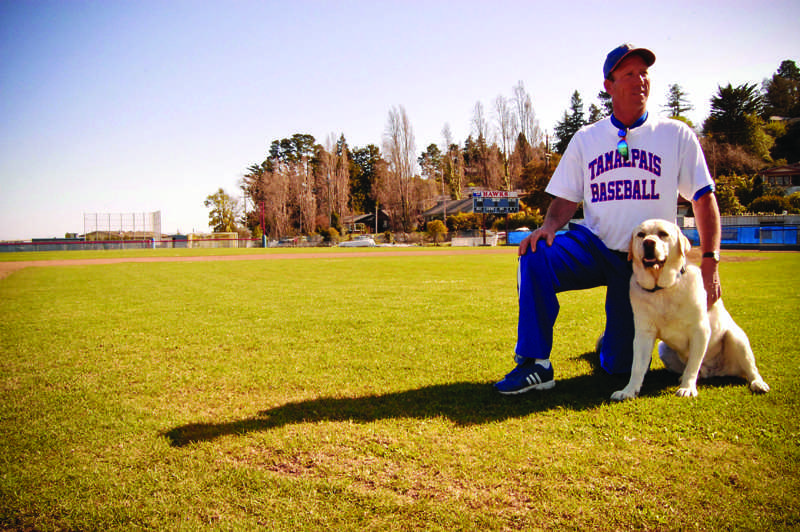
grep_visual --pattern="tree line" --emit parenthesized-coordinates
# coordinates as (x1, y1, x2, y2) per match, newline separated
(206, 60, 799, 237)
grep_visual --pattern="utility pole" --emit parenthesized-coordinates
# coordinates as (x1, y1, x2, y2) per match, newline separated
(545, 132, 551, 171)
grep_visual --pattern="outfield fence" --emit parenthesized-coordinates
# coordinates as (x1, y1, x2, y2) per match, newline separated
(682, 225, 799, 250)
(507, 226, 799, 250)
(451, 234, 499, 246)
(3, 226, 798, 253)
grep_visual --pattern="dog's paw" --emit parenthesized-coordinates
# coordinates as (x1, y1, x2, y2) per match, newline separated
(611, 389, 637, 402)
(750, 379, 770, 394)
(675, 386, 698, 398)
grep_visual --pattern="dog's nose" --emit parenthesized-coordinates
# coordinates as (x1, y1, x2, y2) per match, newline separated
(643, 238, 656, 258)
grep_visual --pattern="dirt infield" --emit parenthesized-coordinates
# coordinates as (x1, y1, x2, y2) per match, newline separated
(0, 248, 518, 281)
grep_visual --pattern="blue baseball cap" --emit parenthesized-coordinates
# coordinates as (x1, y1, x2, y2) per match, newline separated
(603, 44, 655, 80)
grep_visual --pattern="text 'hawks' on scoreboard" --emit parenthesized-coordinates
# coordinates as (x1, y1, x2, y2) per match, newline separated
(472, 191, 520, 214)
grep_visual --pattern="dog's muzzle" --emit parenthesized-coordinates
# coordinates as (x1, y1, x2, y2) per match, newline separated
(641, 238, 664, 269)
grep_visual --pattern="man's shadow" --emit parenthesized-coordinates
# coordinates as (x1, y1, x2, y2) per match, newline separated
(164, 351, 714, 448)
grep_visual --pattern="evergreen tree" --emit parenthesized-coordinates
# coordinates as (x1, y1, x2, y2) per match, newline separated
(418, 143, 443, 183)
(350, 145, 382, 213)
(587, 104, 605, 124)
(597, 91, 612, 118)
(703, 83, 764, 147)
(442, 143, 464, 199)
(269, 133, 317, 163)
(662, 84, 694, 117)
(772, 121, 800, 163)
(553, 91, 586, 154)
(762, 60, 800, 119)
(462, 135, 481, 185)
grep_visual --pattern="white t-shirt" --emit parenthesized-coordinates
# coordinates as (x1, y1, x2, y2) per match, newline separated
(546, 115, 714, 251)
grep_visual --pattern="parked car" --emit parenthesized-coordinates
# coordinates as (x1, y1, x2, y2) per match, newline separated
(339, 235, 377, 247)
(277, 237, 298, 247)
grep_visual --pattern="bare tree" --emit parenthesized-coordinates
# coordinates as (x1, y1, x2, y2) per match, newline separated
(371, 156, 392, 231)
(320, 135, 337, 226)
(512, 81, 528, 139)
(267, 134, 317, 236)
(333, 135, 350, 222)
(441, 122, 453, 154)
(440, 123, 453, 213)
(512, 81, 542, 146)
(508, 132, 534, 190)
(494, 95, 515, 190)
(255, 166, 289, 238)
(472, 101, 490, 142)
(286, 158, 315, 236)
(319, 134, 350, 228)
(485, 144, 504, 190)
(243, 159, 291, 239)
(469, 102, 494, 189)
(383, 105, 417, 231)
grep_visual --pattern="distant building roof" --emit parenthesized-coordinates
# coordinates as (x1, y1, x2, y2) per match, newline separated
(759, 162, 800, 178)
(422, 198, 474, 218)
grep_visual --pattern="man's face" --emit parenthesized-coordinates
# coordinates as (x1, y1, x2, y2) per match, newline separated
(604, 54, 650, 115)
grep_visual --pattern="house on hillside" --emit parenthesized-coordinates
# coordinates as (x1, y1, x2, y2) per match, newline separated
(342, 210, 391, 234)
(759, 162, 800, 195)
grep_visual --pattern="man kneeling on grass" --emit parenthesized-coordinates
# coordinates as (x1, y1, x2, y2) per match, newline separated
(494, 43, 722, 395)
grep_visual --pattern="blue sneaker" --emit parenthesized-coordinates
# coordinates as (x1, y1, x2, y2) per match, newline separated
(494, 359, 555, 395)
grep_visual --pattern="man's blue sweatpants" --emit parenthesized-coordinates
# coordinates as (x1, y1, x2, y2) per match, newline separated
(516, 223, 634, 375)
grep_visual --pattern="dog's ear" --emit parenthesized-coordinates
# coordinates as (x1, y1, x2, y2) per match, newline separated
(628, 234, 634, 261)
(679, 230, 691, 257)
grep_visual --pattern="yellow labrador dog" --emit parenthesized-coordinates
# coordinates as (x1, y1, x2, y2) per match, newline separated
(611, 219, 769, 401)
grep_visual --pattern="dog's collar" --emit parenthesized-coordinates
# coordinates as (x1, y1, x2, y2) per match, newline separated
(639, 265, 686, 293)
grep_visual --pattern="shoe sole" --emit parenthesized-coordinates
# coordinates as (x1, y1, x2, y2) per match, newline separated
(496, 379, 555, 395)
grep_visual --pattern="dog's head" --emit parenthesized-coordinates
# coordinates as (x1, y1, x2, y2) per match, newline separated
(628, 219, 690, 291)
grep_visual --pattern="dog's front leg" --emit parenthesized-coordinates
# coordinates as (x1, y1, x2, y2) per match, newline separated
(676, 326, 710, 398)
(611, 329, 655, 401)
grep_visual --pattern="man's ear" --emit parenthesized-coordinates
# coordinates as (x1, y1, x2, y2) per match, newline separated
(603, 78, 614, 95)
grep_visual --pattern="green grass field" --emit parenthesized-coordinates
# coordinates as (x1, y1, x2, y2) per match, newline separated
(1, 249, 798, 530)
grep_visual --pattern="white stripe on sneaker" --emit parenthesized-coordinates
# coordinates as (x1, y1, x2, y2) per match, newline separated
(526, 373, 541, 386)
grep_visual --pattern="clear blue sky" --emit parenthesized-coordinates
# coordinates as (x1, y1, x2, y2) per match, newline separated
(1, 0, 797, 240)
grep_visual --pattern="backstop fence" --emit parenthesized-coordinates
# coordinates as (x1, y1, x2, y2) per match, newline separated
(83, 211, 162, 241)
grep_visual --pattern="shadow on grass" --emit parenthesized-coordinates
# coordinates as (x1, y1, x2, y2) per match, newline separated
(163, 353, 745, 448)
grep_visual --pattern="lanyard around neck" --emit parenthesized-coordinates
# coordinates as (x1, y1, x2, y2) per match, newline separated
(610, 111, 648, 131)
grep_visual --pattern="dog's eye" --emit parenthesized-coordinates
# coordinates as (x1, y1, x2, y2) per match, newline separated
(657, 231, 669, 239)
(637, 232, 646, 238)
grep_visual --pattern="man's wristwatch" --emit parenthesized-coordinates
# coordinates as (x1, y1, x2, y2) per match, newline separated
(703, 251, 720, 263)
